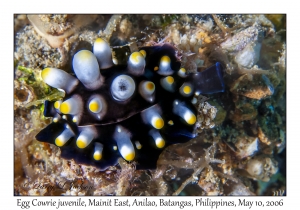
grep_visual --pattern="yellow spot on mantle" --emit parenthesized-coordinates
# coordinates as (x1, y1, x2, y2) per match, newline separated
(139, 50, 146, 58)
(41, 68, 51, 81)
(168, 120, 174, 125)
(166, 76, 174, 84)
(183, 85, 192, 94)
(180, 68, 186, 73)
(156, 138, 165, 148)
(146, 82, 155, 91)
(161, 55, 170, 63)
(60, 102, 71, 114)
(54, 101, 61, 109)
(125, 152, 135, 161)
(131, 52, 142, 63)
(89, 101, 99, 113)
(55, 138, 64, 147)
(76, 139, 86, 149)
(186, 114, 196, 125)
(93, 152, 102, 161)
(78, 50, 92, 60)
(72, 117, 77, 123)
(95, 38, 105, 44)
(154, 118, 164, 129)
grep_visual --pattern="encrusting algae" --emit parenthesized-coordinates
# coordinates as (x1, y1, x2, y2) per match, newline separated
(14, 14, 285, 196)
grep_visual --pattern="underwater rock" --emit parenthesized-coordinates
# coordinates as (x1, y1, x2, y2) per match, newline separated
(278, 44, 286, 76)
(159, 16, 213, 56)
(221, 25, 260, 53)
(220, 24, 264, 68)
(257, 125, 285, 155)
(265, 14, 285, 31)
(198, 167, 222, 195)
(209, 101, 226, 125)
(14, 80, 36, 110)
(258, 127, 272, 146)
(257, 103, 284, 154)
(229, 102, 257, 122)
(234, 41, 262, 68)
(157, 138, 225, 195)
(224, 176, 256, 196)
(234, 136, 259, 158)
(28, 15, 97, 48)
(118, 18, 133, 40)
(14, 14, 29, 33)
(230, 74, 274, 100)
(99, 15, 123, 42)
(245, 155, 278, 182)
(15, 26, 65, 69)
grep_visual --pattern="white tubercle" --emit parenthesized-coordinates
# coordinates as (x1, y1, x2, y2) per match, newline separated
(52, 113, 61, 123)
(138, 81, 155, 103)
(53, 100, 62, 113)
(41, 68, 79, 94)
(59, 95, 83, 124)
(149, 129, 165, 148)
(179, 82, 194, 97)
(60, 95, 83, 115)
(87, 94, 107, 120)
(178, 67, 188, 78)
(55, 124, 75, 147)
(141, 105, 164, 129)
(160, 76, 175, 92)
(134, 141, 142, 150)
(127, 52, 145, 76)
(157, 55, 174, 76)
(93, 142, 104, 161)
(113, 125, 135, 161)
(76, 126, 98, 149)
(73, 50, 103, 90)
(173, 100, 196, 125)
(93, 38, 113, 69)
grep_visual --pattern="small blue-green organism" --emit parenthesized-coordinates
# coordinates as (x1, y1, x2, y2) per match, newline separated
(36, 38, 225, 170)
